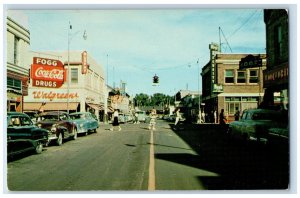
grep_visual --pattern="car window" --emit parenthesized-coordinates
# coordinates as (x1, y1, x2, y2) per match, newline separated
(241, 112, 247, 120)
(20, 116, 32, 126)
(59, 115, 68, 120)
(246, 112, 252, 120)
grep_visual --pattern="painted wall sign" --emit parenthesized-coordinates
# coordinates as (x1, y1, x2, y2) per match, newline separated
(32, 91, 79, 101)
(263, 64, 288, 87)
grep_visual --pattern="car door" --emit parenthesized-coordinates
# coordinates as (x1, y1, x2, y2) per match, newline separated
(7, 115, 35, 154)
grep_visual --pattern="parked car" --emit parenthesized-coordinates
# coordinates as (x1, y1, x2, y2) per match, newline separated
(227, 109, 287, 144)
(69, 112, 99, 135)
(267, 126, 289, 145)
(23, 111, 39, 124)
(7, 112, 49, 156)
(124, 114, 133, 123)
(36, 111, 78, 146)
(136, 111, 147, 123)
(118, 113, 126, 123)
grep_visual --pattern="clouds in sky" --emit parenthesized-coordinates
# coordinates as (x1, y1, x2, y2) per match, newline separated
(8, 8, 266, 95)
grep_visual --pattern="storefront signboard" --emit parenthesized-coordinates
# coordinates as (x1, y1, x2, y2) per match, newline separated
(239, 55, 262, 70)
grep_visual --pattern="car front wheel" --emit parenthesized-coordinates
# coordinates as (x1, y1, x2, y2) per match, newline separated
(56, 133, 63, 146)
(35, 143, 43, 154)
(72, 128, 78, 140)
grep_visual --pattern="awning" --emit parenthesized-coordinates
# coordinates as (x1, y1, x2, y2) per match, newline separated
(24, 102, 79, 111)
(87, 103, 101, 110)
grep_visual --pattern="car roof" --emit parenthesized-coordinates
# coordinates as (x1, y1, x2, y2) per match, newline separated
(69, 112, 90, 115)
(244, 109, 281, 114)
(7, 112, 28, 116)
(40, 111, 68, 116)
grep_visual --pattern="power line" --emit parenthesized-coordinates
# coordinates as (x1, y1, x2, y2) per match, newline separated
(227, 10, 258, 40)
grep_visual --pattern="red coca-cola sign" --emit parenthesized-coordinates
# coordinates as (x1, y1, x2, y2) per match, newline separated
(31, 57, 66, 88)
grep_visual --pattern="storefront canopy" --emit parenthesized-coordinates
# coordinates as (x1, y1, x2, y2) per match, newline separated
(24, 102, 79, 111)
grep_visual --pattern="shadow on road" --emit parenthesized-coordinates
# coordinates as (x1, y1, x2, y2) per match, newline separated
(154, 123, 289, 190)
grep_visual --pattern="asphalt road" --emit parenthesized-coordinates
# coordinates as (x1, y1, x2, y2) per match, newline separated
(6, 120, 289, 192)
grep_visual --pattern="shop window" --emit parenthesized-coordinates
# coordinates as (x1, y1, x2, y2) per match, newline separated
(237, 71, 246, 83)
(249, 70, 258, 83)
(71, 68, 78, 83)
(225, 70, 234, 83)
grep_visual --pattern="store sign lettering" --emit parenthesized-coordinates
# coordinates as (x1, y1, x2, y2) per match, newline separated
(33, 91, 79, 100)
(33, 57, 63, 67)
(263, 64, 288, 87)
(82, 51, 88, 74)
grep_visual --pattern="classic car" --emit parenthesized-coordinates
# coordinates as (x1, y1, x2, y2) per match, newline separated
(7, 112, 49, 156)
(227, 109, 287, 144)
(23, 111, 39, 124)
(36, 111, 78, 146)
(69, 112, 99, 135)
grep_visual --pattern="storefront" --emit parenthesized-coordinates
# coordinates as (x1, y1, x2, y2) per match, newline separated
(262, 63, 288, 110)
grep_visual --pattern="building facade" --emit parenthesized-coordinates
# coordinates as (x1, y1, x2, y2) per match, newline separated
(6, 17, 31, 112)
(201, 43, 266, 122)
(23, 51, 106, 120)
(262, 9, 289, 110)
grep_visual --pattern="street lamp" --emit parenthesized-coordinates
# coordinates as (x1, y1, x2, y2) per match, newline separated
(67, 22, 87, 114)
(197, 59, 201, 124)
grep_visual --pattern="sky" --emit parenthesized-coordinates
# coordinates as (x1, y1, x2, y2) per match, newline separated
(6, 6, 267, 96)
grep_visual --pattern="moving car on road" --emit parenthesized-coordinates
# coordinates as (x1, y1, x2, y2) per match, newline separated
(36, 111, 78, 146)
(227, 109, 287, 144)
(69, 112, 99, 135)
(7, 112, 49, 156)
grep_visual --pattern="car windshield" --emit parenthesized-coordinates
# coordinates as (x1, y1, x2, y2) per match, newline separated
(70, 114, 86, 120)
(38, 114, 66, 121)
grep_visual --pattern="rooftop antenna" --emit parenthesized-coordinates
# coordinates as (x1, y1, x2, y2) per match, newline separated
(219, 27, 233, 53)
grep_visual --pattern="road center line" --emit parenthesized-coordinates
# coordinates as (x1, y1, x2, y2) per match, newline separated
(148, 129, 155, 191)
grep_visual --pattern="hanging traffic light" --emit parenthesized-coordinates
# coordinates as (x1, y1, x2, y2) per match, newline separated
(153, 74, 159, 84)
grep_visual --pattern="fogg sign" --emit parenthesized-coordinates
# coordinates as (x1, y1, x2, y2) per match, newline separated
(31, 57, 66, 88)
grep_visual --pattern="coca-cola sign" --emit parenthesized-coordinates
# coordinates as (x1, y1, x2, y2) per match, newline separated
(31, 64, 66, 88)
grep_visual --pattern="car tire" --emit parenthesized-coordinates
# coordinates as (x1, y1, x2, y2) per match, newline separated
(35, 143, 43, 154)
(56, 133, 63, 146)
(72, 128, 78, 140)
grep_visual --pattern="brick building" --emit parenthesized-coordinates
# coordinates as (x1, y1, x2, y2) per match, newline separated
(262, 9, 289, 110)
(201, 43, 266, 122)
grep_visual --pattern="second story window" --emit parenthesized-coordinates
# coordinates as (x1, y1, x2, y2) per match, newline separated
(275, 25, 283, 62)
(7, 77, 22, 91)
(237, 71, 246, 83)
(14, 36, 20, 65)
(249, 70, 258, 83)
(225, 70, 234, 83)
(71, 68, 78, 84)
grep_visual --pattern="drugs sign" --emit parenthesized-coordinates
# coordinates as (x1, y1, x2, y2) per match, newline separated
(31, 57, 65, 88)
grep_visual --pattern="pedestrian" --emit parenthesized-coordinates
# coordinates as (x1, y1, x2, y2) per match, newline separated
(174, 108, 181, 126)
(148, 108, 157, 130)
(133, 111, 139, 124)
(110, 109, 121, 131)
(234, 108, 240, 121)
(219, 109, 227, 125)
